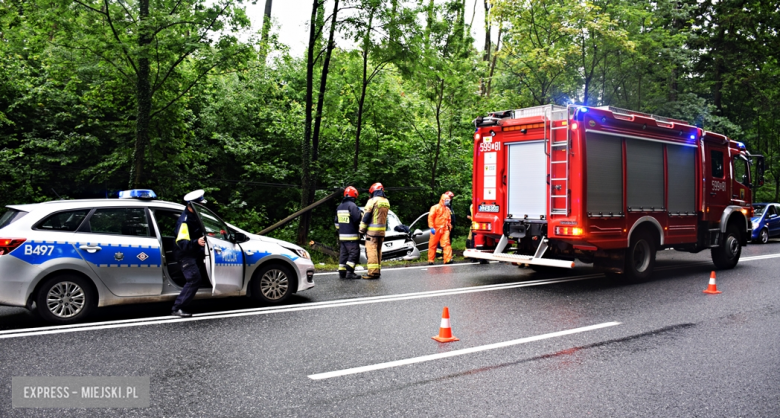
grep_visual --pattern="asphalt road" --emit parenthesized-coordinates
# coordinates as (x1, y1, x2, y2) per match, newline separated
(1, 242, 779, 417)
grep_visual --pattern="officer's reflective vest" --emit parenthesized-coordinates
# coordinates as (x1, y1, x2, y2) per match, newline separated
(334, 198, 362, 241)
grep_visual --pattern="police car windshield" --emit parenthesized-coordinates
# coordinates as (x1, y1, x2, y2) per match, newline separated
(0, 209, 28, 230)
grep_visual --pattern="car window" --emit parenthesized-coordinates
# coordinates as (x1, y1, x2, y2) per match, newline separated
(0, 209, 28, 230)
(768, 206, 777, 217)
(711, 150, 724, 178)
(753, 205, 766, 216)
(733, 156, 750, 186)
(152, 209, 181, 237)
(87, 208, 150, 237)
(386, 212, 402, 231)
(191, 204, 230, 241)
(35, 210, 90, 232)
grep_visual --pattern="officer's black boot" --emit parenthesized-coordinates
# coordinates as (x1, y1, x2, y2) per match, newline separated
(339, 271, 347, 279)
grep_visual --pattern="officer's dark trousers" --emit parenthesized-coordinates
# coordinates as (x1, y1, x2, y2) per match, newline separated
(338, 241, 359, 278)
(172, 258, 202, 311)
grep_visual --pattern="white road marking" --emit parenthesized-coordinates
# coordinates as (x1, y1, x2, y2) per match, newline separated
(1, 253, 777, 339)
(314, 261, 485, 276)
(308, 322, 622, 380)
(0, 275, 602, 339)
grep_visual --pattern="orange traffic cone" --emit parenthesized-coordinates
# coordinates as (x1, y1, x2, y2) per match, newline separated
(703, 271, 722, 294)
(432, 307, 460, 343)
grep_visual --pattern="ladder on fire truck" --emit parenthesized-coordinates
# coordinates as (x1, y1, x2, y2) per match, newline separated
(545, 105, 570, 216)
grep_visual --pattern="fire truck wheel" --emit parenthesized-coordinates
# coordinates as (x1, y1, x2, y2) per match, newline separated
(624, 231, 656, 282)
(711, 224, 741, 269)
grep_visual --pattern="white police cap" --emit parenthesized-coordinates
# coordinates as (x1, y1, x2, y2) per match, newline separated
(183, 189, 207, 204)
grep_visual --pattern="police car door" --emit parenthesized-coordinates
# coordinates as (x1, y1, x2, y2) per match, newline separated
(190, 204, 244, 295)
(76, 207, 163, 296)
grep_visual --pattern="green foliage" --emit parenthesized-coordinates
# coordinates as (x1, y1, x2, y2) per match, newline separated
(1, 0, 778, 252)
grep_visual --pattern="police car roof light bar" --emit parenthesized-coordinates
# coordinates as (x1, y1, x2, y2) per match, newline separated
(118, 189, 157, 199)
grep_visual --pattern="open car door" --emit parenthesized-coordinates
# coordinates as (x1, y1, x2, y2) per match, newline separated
(191, 203, 244, 295)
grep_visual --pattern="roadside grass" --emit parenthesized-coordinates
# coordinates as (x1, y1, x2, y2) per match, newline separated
(310, 235, 471, 272)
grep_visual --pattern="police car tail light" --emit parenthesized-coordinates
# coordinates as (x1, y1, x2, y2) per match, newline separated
(0, 238, 26, 255)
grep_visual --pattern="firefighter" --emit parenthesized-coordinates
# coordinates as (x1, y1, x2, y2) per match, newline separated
(335, 186, 362, 279)
(428, 191, 454, 265)
(359, 182, 390, 279)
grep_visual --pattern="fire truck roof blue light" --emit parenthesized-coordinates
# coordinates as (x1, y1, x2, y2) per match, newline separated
(580, 107, 588, 112)
(690, 134, 696, 140)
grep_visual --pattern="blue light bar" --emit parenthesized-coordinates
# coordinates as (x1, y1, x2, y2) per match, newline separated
(690, 134, 696, 140)
(737, 141, 746, 150)
(118, 189, 157, 199)
(580, 107, 589, 113)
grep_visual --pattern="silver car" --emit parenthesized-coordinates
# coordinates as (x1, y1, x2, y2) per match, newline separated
(0, 190, 315, 324)
(358, 209, 431, 263)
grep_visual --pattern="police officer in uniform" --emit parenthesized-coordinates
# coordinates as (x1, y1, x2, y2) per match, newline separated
(335, 186, 362, 279)
(359, 183, 390, 280)
(171, 190, 207, 317)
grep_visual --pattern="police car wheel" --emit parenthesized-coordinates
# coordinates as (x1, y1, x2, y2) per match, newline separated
(35, 275, 96, 324)
(251, 264, 294, 304)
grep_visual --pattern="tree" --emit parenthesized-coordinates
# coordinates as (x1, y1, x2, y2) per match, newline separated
(68, 0, 254, 187)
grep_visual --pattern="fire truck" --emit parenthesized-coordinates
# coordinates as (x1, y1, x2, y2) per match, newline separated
(463, 105, 765, 281)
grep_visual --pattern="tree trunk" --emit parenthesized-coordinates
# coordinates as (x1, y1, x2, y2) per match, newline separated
(430, 79, 445, 192)
(353, 7, 375, 172)
(483, 0, 491, 61)
(131, 0, 152, 188)
(313, 0, 338, 166)
(259, 0, 273, 63)
(486, 26, 502, 98)
(296, 0, 320, 246)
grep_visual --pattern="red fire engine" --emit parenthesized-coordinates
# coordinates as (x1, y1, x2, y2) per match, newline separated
(463, 105, 765, 281)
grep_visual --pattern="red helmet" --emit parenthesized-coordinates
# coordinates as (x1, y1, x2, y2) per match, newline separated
(344, 186, 359, 199)
(368, 182, 384, 194)
(445, 191, 454, 199)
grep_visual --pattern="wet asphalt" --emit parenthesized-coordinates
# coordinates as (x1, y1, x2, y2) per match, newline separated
(0, 242, 778, 417)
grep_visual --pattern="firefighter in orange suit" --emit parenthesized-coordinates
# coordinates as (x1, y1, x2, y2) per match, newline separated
(359, 183, 390, 279)
(428, 191, 454, 264)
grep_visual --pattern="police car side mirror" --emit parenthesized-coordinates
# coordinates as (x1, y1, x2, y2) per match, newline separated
(231, 232, 250, 243)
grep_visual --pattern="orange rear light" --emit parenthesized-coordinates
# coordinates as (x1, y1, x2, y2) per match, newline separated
(555, 227, 583, 236)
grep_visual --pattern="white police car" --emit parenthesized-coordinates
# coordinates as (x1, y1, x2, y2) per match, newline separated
(0, 190, 315, 324)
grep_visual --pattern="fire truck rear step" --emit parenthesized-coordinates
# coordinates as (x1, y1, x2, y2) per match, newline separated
(464, 236, 574, 269)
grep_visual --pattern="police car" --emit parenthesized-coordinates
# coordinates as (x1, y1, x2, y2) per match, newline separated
(0, 190, 315, 324)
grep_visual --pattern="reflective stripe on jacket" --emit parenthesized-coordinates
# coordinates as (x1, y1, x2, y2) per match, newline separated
(334, 198, 362, 241)
(359, 196, 390, 237)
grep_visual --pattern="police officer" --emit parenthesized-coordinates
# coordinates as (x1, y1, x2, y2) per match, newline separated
(171, 190, 207, 318)
(335, 186, 362, 279)
(359, 183, 390, 280)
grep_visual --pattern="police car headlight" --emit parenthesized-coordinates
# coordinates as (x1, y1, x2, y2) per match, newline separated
(292, 248, 310, 259)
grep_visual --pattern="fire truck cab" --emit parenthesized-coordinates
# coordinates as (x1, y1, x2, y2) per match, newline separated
(464, 105, 765, 281)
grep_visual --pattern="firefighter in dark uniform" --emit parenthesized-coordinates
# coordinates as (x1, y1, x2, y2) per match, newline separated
(171, 190, 207, 318)
(359, 183, 390, 279)
(335, 186, 362, 279)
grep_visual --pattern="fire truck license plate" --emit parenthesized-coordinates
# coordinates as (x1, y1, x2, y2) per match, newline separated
(479, 204, 500, 213)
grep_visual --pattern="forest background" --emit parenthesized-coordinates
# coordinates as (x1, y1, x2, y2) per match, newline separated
(2, 0, 779, 251)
